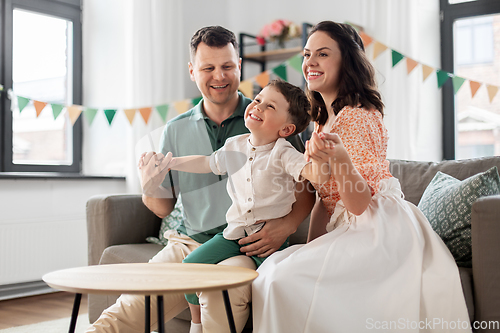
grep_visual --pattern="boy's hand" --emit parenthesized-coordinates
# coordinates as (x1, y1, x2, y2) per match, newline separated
(138, 151, 173, 197)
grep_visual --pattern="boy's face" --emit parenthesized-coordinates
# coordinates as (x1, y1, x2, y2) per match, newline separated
(189, 42, 241, 108)
(244, 86, 295, 141)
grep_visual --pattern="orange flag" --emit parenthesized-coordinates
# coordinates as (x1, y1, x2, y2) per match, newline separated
(255, 71, 270, 88)
(67, 105, 82, 125)
(239, 80, 253, 98)
(359, 31, 373, 47)
(406, 58, 419, 75)
(486, 85, 499, 103)
(174, 100, 191, 114)
(372, 42, 388, 60)
(421, 65, 434, 82)
(139, 107, 152, 124)
(33, 100, 47, 117)
(469, 81, 481, 98)
(123, 108, 136, 125)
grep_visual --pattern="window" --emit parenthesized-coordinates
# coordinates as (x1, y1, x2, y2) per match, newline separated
(1, 0, 82, 173)
(440, 0, 500, 159)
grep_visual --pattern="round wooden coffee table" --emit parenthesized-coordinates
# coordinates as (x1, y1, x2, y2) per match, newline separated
(43, 263, 259, 333)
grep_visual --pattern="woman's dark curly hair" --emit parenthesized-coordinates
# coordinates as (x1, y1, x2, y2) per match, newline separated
(305, 21, 384, 125)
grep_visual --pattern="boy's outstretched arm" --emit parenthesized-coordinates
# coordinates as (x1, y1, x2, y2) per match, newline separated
(168, 153, 212, 174)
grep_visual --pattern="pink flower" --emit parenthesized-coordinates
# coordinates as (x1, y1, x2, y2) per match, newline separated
(256, 36, 266, 46)
(269, 20, 285, 37)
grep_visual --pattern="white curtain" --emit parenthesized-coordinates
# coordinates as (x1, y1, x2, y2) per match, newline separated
(360, 0, 442, 161)
(82, 0, 186, 192)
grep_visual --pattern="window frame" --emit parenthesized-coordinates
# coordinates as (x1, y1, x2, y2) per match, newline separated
(440, 0, 500, 160)
(0, 0, 82, 173)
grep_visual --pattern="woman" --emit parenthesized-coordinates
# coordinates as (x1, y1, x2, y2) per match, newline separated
(252, 21, 471, 332)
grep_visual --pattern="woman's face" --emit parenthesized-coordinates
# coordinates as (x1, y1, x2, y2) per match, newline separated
(302, 31, 342, 100)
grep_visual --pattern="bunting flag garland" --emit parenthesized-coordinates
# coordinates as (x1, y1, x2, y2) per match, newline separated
(470, 81, 481, 98)
(52, 104, 64, 120)
(84, 107, 98, 125)
(139, 107, 152, 124)
(8, 28, 500, 130)
(391, 50, 404, 68)
(104, 109, 117, 125)
(155, 104, 169, 122)
(17, 96, 30, 113)
(67, 105, 82, 125)
(238, 80, 253, 99)
(452, 76, 466, 94)
(123, 108, 136, 125)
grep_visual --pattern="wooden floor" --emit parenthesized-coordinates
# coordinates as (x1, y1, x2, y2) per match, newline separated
(0, 292, 88, 329)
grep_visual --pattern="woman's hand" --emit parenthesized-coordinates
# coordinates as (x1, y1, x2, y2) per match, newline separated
(305, 132, 350, 167)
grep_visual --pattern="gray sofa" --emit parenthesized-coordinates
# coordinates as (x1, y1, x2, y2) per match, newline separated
(87, 157, 500, 332)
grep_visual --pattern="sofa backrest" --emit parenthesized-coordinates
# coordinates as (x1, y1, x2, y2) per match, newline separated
(389, 156, 500, 206)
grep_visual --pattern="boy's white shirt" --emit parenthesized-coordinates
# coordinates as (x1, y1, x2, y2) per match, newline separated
(209, 133, 309, 240)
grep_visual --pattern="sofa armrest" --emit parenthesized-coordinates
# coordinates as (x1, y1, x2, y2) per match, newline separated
(471, 195, 500, 328)
(87, 194, 162, 266)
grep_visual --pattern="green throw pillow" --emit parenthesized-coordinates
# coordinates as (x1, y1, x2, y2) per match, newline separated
(418, 166, 500, 267)
(146, 198, 186, 246)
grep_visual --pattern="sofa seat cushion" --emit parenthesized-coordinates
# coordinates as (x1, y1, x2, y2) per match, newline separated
(99, 243, 164, 265)
(418, 166, 500, 267)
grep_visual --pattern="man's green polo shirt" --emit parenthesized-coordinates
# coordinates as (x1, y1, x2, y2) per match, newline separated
(160, 92, 250, 243)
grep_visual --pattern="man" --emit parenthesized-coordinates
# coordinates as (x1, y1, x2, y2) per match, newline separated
(87, 26, 315, 333)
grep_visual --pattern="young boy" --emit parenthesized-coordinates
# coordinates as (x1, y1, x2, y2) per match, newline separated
(159, 80, 330, 333)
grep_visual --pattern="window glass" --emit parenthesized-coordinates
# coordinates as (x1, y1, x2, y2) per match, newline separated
(454, 14, 500, 159)
(12, 9, 74, 165)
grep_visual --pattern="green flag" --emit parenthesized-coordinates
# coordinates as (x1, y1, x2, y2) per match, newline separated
(17, 96, 30, 113)
(272, 63, 287, 81)
(452, 76, 466, 94)
(436, 70, 450, 88)
(51, 104, 64, 119)
(84, 108, 98, 125)
(156, 104, 169, 122)
(288, 53, 303, 73)
(391, 50, 404, 67)
(104, 109, 117, 125)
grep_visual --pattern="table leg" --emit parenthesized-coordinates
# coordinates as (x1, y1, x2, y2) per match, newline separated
(157, 295, 165, 333)
(222, 290, 237, 333)
(144, 296, 150, 333)
(68, 293, 82, 333)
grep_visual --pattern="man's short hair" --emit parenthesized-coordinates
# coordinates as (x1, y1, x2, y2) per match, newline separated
(190, 26, 239, 61)
(268, 79, 311, 136)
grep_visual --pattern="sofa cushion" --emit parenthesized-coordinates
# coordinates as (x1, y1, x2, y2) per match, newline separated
(146, 199, 186, 246)
(418, 166, 500, 267)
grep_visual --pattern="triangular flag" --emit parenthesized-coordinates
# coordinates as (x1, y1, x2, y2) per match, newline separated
(288, 53, 303, 73)
(173, 100, 190, 114)
(51, 104, 64, 120)
(272, 63, 287, 81)
(406, 58, 419, 74)
(422, 65, 434, 81)
(239, 80, 253, 98)
(139, 107, 153, 124)
(191, 96, 202, 106)
(17, 96, 30, 113)
(436, 70, 450, 88)
(123, 109, 136, 125)
(391, 50, 405, 67)
(486, 85, 499, 103)
(255, 71, 270, 88)
(104, 109, 117, 125)
(372, 42, 388, 60)
(33, 101, 47, 117)
(469, 80, 481, 98)
(452, 76, 466, 94)
(84, 108, 98, 125)
(359, 31, 373, 47)
(155, 105, 169, 122)
(67, 105, 82, 125)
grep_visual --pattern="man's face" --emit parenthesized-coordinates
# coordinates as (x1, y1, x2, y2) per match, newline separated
(189, 42, 241, 108)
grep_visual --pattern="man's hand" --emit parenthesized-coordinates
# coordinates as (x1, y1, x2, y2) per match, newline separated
(238, 216, 292, 258)
(138, 151, 173, 198)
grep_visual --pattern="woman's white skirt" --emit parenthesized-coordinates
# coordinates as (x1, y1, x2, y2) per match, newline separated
(252, 178, 471, 333)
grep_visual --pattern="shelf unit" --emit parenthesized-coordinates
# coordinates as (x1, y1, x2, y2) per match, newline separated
(239, 22, 312, 80)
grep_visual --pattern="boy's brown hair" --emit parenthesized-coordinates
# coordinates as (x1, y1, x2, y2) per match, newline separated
(267, 79, 311, 136)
